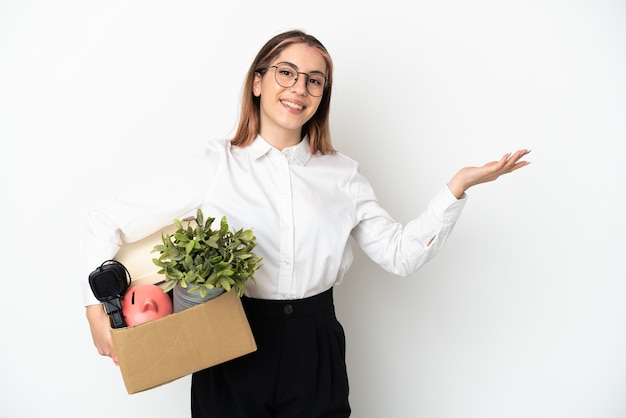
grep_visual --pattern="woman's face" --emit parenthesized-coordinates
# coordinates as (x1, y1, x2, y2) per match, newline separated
(253, 43, 327, 147)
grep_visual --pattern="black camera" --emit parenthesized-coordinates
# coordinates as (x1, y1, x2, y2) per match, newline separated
(89, 260, 131, 328)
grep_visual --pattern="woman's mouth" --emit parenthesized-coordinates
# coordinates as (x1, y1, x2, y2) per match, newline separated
(281, 100, 304, 111)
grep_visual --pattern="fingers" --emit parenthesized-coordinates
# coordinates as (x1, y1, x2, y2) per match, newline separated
(500, 149, 531, 173)
(86, 304, 120, 366)
(510, 149, 531, 161)
(507, 149, 531, 172)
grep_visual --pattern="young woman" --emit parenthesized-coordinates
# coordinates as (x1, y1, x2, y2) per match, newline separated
(83, 30, 530, 417)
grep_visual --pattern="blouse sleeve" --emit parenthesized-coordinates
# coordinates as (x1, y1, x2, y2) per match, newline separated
(80, 139, 227, 306)
(349, 168, 467, 277)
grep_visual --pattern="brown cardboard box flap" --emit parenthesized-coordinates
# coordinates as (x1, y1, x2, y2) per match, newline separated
(111, 290, 257, 394)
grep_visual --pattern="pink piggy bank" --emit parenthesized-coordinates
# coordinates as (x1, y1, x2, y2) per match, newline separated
(121, 284, 173, 326)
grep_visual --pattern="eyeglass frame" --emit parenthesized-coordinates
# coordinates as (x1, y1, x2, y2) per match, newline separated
(266, 63, 329, 97)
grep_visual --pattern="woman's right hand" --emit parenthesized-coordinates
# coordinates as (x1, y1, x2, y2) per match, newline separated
(86, 304, 119, 365)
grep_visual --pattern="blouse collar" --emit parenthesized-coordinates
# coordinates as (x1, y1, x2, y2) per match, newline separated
(249, 135, 312, 166)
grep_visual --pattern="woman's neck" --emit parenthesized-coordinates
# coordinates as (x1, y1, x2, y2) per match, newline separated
(260, 130, 301, 151)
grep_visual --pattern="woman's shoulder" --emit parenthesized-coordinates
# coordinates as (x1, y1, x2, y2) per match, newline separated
(311, 151, 359, 176)
(310, 151, 364, 188)
(191, 137, 232, 161)
(203, 137, 231, 151)
(314, 150, 359, 169)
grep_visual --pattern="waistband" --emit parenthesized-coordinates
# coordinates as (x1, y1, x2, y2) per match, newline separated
(242, 288, 334, 318)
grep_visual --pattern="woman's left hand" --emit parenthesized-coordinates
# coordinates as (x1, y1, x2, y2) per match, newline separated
(447, 149, 531, 199)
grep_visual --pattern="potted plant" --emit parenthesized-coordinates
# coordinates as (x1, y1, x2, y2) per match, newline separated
(151, 208, 262, 312)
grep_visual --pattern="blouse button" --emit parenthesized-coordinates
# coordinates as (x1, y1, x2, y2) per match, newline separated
(283, 304, 294, 315)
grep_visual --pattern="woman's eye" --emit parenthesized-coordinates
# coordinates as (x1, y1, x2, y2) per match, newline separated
(308, 77, 323, 86)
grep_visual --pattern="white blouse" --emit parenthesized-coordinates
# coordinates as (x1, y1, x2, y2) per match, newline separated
(81, 135, 467, 306)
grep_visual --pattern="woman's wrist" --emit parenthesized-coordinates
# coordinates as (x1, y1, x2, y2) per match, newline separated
(447, 175, 468, 200)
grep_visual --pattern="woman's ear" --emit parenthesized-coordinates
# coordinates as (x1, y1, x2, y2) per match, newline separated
(253, 72, 262, 97)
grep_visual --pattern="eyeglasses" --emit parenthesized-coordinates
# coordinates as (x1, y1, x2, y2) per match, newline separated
(268, 64, 328, 97)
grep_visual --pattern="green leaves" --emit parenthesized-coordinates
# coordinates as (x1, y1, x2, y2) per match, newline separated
(152, 209, 262, 297)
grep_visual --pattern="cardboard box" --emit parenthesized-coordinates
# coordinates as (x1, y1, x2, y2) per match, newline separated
(110, 291, 256, 394)
(111, 225, 257, 394)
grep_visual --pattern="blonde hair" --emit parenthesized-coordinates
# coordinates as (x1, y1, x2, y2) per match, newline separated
(230, 30, 335, 154)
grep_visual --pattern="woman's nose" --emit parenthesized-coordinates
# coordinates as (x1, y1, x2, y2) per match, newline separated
(291, 75, 308, 95)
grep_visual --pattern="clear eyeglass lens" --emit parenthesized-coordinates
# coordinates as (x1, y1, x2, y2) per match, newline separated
(274, 65, 325, 97)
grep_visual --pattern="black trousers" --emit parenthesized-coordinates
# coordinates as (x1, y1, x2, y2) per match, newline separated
(191, 288, 351, 418)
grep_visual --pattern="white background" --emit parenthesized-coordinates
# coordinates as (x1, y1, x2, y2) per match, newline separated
(1, 1, 625, 417)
